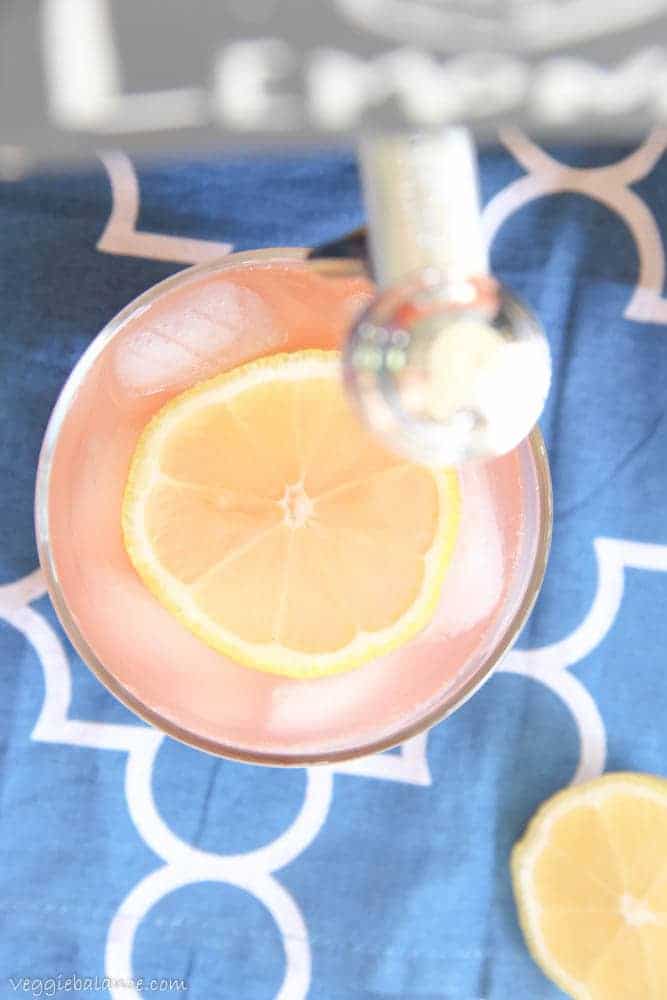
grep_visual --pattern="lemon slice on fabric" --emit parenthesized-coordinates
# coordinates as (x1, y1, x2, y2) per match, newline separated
(512, 772, 667, 999)
(122, 350, 460, 678)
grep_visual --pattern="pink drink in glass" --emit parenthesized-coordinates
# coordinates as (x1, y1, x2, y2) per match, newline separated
(37, 252, 550, 764)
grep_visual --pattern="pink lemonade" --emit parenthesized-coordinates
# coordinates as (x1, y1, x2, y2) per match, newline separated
(38, 252, 550, 764)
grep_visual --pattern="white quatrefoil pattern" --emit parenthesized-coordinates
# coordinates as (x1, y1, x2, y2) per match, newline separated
(2, 130, 667, 1000)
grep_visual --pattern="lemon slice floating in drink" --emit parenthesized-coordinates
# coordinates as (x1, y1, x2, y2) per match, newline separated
(122, 349, 460, 677)
(512, 772, 667, 999)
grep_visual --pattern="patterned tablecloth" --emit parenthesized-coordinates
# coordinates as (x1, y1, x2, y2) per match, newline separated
(2, 133, 667, 1000)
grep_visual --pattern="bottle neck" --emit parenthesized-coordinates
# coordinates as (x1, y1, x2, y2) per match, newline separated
(358, 127, 488, 288)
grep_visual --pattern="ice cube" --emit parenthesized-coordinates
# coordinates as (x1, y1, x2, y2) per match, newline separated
(112, 325, 203, 397)
(269, 659, 389, 739)
(176, 281, 284, 360)
(429, 464, 504, 636)
(111, 280, 286, 399)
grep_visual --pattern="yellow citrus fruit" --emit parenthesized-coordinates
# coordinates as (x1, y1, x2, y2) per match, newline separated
(122, 350, 460, 677)
(512, 772, 667, 1000)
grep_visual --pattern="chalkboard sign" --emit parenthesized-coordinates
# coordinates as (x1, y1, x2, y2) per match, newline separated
(2, 0, 667, 167)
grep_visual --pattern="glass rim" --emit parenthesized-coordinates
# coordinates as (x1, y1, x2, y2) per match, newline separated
(35, 247, 553, 768)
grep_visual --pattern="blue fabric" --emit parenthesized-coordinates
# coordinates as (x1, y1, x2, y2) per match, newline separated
(2, 142, 667, 999)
